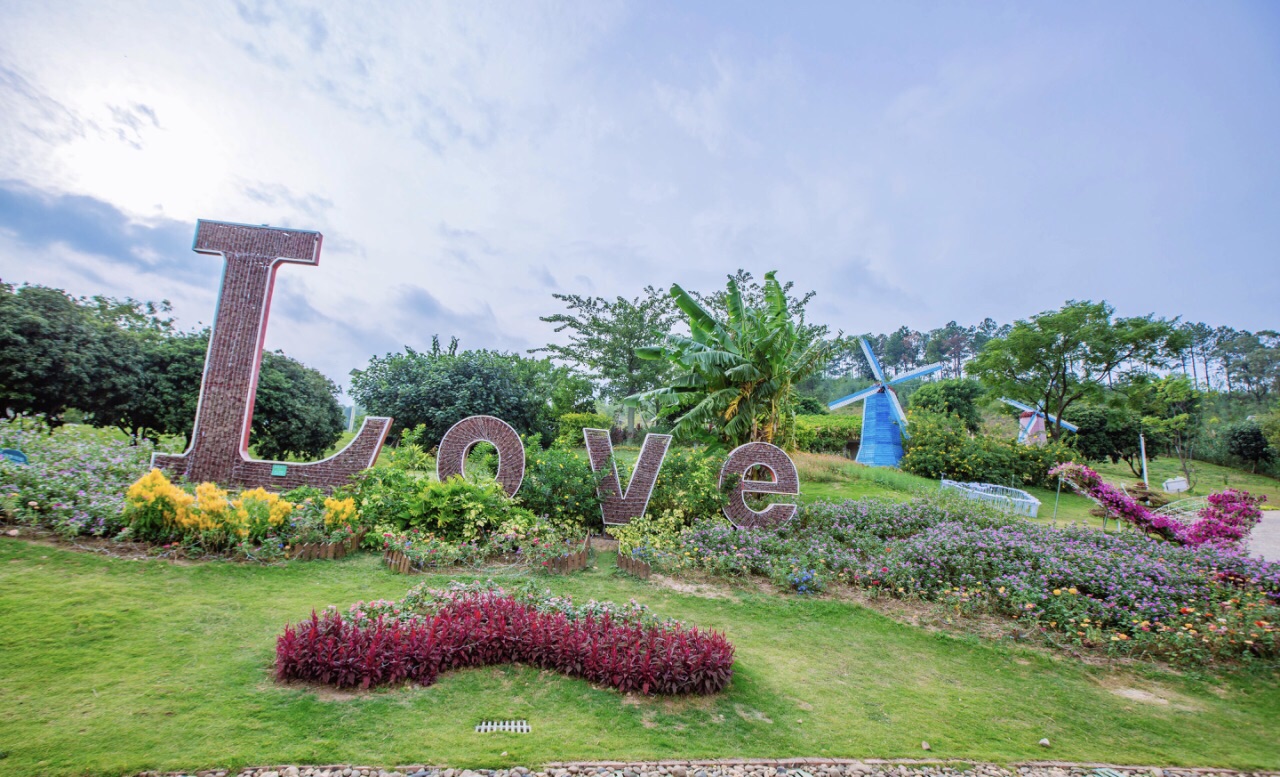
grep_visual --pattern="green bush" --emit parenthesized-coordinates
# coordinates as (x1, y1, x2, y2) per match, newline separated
(405, 476, 538, 543)
(900, 411, 1074, 487)
(518, 447, 604, 533)
(553, 412, 613, 448)
(794, 414, 861, 454)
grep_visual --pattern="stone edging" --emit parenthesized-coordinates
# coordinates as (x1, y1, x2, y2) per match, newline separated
(134, 760, 1280, 777)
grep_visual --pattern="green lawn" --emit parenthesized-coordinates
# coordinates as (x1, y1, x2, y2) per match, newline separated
(2, 541, 1278, 776)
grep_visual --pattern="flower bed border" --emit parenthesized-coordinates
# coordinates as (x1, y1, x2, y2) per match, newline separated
(617, 551, 652, 579)
(382, 539, 591, 575)
(290, 529, 366, 561)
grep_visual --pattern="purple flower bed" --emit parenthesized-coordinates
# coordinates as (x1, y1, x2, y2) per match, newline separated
(0, 418, 153, 539)
(672, 494, 1279, 665)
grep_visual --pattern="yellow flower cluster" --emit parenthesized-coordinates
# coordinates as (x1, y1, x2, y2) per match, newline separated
(125, 470, 294, 541)
(323, 496, 358, 529)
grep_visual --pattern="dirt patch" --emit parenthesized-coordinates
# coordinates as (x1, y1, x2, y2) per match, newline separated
(734, 704, 773, 724)
(650, 573, 734, 599)
(1095, 674, 1206, 712)
(1110, 687, 1170, 705)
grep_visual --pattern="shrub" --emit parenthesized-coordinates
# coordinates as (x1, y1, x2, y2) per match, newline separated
(901, 411, 1074, 487)
(517, 447, 603, 533)
(275, 583, 735, 694)
(794, 414, 861, 455)
(553, 412, 613, 449)
(645, 448, 729, 520)
(405, 476, 538, 542)
(0, 417, 154, 539)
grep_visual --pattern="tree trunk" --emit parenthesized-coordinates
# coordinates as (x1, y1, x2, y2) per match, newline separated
(626, 405, 636, 432)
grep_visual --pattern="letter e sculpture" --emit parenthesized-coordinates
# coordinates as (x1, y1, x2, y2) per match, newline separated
(152, 220, 391, 490)
(719, 442, 800, 528)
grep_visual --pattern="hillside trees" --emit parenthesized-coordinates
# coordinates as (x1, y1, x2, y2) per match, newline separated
(968, 300, 1183, 440)
(532, 287, 675, 429)
(0, 282, 345, 457)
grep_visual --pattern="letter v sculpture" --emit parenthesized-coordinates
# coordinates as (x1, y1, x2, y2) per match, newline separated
(152, 220, 391, 491)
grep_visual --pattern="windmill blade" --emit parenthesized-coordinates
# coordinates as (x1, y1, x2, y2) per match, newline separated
(1045, 412, 1079, 433)
(886, 387, 910, 437)
(1000, 397, 1038, 414)
(888, 361, 946, 385)
(859, 337, 885, 383)
(828, 385, 881, 410)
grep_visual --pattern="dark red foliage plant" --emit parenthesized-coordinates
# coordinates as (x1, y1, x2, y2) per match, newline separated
(275, 589, 735, 695)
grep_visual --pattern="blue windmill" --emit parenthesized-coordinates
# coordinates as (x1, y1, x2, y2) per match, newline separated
(999, 398, 1079, 445)
(828, 337, 945, 467)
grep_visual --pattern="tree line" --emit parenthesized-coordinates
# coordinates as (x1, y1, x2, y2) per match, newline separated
(0, 282, 346, 459)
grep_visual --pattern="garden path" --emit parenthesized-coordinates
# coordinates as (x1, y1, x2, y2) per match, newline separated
(1247, 510, 1280, 561)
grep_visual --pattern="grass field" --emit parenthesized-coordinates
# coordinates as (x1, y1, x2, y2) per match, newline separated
(2, 541, 1279, 776)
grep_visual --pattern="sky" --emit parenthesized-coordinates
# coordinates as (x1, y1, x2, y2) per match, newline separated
(1, 1, 1277, 395)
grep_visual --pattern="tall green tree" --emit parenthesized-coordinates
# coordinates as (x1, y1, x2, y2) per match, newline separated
(252, 351, 346, 460)
(968, 300, 1182, 440)
(908, 378, 986, 434)
(0, 283, 110, 424)
(350, 339, 559, 444)
(626, 271, 830, 448)
(1224, 420, 1275, 473)
(533, 287, 675, 428)
(1062, 403, 1151, 477)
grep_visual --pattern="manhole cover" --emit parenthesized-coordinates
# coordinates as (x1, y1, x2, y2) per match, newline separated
(475, 719, 531, 733)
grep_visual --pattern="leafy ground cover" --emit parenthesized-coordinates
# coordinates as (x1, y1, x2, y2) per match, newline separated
(1, 542, 1279, 776)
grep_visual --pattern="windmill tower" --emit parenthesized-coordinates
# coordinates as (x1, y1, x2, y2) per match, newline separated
(828, 337, 945, 467)
(999, 398, 1079, 445)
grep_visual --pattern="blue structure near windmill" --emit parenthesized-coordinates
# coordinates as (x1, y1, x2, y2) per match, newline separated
(828, 337, 945, 467)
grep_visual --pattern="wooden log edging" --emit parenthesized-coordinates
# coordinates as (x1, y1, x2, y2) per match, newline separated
(289, 529, 366, 562)
(544, 542, 590, 574)
(617, 551, 651, 579)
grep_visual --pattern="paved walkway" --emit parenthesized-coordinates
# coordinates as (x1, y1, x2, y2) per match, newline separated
(1248, 510, 1280, 561)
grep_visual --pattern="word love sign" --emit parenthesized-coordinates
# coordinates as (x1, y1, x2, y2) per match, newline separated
(153, 221, 801, 529)
(435, 416, 799, 529)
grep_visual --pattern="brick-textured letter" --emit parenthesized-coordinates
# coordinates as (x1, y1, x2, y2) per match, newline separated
(583, 429, 672, 526)
(151, 220, 391, 491)
(436, 415, 525, 497)
(719, 442, 800, 529)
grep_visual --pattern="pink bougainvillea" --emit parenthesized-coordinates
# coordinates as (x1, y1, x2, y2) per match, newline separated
(1048, 463, 1264, 549)
(1184, 489, 1266, 549)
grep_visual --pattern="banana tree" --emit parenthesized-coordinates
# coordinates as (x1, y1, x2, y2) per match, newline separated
(624, 271, 831, 448)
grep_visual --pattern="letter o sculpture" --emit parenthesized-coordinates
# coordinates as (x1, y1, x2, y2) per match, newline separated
(436, 415, 526, 497)
(719, 442, 800, 529)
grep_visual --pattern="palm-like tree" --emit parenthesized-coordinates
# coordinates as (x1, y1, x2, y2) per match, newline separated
(625, 271, 831, 448)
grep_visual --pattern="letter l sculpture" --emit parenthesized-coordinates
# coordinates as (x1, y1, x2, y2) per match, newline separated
(152, 220, 391, 490)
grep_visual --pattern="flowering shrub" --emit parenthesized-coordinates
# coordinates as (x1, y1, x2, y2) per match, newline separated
(121, 469, 365, 556)
(1184, 489, 1265, 548)
(275, 583, 734, 694)
(1051, 463, 1265, 549)
(0, 418, 154, 538)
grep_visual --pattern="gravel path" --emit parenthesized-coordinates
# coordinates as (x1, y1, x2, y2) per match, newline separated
(1247, 510, 1280, 561)
(135, 761, 1279, 777)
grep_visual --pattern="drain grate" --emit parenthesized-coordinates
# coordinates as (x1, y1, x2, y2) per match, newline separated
(475, 719, 531, 733)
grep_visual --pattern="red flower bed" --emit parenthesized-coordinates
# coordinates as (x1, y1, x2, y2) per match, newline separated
(275, 590, 734, 695)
